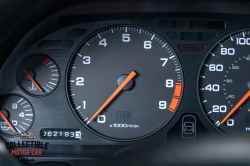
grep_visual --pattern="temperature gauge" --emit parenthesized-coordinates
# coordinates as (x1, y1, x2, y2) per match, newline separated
(0, 94, 34, 136)
(17, 54, 60, 97)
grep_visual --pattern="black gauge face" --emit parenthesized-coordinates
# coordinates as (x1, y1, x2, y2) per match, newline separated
(66, 25, 184, 141)
(0, 94, 34, 136)
(199, 29, 250, 136)
(17, 54, 60, 97)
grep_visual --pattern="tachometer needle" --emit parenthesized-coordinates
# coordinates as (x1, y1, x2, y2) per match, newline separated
(23, 68, 43, 92)
(0, 110, 16, 133)
(88, 70, 137, 123)
(221, 90, 250, 124)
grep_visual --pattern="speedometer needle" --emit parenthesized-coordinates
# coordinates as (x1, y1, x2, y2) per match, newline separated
(221, 90, 250, 124)
(88, 70, 137, 123)
(0, 110, 16, 133)
(23, 68, 43, 92)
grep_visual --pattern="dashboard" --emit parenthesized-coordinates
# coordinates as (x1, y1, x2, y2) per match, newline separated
(2, 0, 250, 166)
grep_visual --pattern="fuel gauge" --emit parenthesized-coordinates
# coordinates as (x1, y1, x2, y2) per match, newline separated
(0, 94, 34, 136)
(16, 54, 60, 97)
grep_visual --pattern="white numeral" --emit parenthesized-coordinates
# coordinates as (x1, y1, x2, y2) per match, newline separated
(209, 64, 223, 71)
(99, 39, 107, 47)
(76, 77, 84, 86)
(12, 120, 17, 126)
(227, 119, 234, 126)
(221, 48, 235, 55)
(160, 58, 168, 66)
(48, 131, 52, 137)
(236, 38, 250, 45)
(159, 101, 167, 109)
(12, 103, 17, 109)
(144, 41, 152, 49)
(83, 101, 86, 109)
(19, 112, 24, 118)
(205, 84, 220, 91)
(97, 115, 106, 123)
(53, 131, 57, 137)
(166, 79, 174, 88)
(212, 105, 227, 113)
(122, 34, 130, 42)
(83, 56, 91, 64)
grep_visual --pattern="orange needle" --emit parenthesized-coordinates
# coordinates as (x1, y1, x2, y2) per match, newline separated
(88, 71, 137, 123)
(23, 68, 43, 92)
(221, 90, 250, 124)
(0, 110, 16, 133)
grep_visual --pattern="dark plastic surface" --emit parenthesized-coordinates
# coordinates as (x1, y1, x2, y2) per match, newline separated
(37, 41, 74, 50)
(178, 44, 205, 53)
(68, 29, 87, 38)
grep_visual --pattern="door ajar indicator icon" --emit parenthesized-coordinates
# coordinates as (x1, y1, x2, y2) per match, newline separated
(182, 115, 196, 138)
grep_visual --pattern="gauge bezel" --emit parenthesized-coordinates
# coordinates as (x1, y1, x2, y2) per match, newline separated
(65, 24, 184, 141)
(0, 93, 35, 137)
(197, 28, 250, 136)
(16, 54, 61, 98)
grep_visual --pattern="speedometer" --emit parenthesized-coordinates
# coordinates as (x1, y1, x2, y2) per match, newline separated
(199, 29, 250, 136)
(66, 25, 183, 141)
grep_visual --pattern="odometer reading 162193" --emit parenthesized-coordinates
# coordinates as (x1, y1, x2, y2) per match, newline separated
(66, 25, 183, 141)
(199, 29, 250, 136)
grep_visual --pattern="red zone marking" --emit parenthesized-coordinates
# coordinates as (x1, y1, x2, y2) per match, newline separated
(168, 83, 182, 112)
(43, 58, 50, 64)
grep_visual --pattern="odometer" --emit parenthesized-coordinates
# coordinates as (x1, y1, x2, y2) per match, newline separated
(199, 29, 250, 136)
(66, 25, 183, 141)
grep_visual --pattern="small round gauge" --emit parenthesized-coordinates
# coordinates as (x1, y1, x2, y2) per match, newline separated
(199, 29, 250, 136)
(0, 94, 34, 136)
(66, 25, 184, 141)
(16, 54, 60, 97)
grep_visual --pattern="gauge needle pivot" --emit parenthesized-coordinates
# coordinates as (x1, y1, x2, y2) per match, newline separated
(23, 68, 43, 92)
(88, 70, 137, 123)
(221, 90, 250, 124)
(0, 110, 16, 133)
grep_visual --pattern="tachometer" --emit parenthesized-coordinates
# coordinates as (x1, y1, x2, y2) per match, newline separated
(66, 25, 183, 141)
(199, 29, 250, 136)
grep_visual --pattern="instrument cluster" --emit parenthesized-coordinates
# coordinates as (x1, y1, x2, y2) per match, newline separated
(1, 17, 250, 143)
